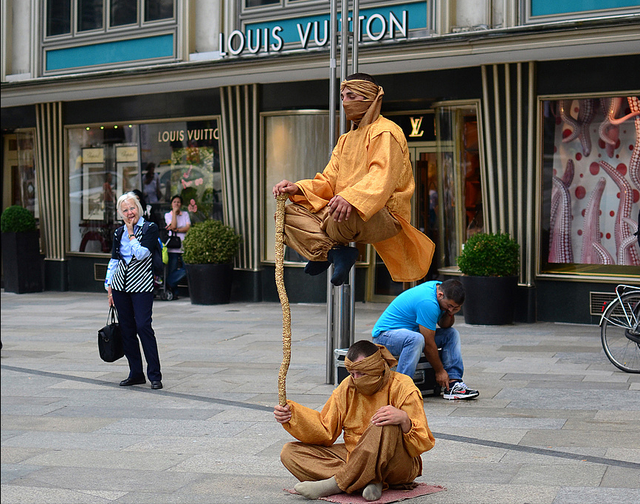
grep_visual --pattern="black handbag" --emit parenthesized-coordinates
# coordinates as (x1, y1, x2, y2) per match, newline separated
(98, 306, 125, 362)
(166, 231, 181, 249)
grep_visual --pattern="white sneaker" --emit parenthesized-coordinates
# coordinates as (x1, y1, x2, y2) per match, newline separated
(443, 381, 479, 400)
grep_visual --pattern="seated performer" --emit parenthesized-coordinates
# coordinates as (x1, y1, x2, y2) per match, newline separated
(274, 340, 435, 501)
(272, 73, 434, 286)
(373, 279, 479, 400)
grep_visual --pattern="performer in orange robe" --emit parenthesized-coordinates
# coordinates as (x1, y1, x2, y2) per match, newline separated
(273, 73, 434, 286)
(274, 340, 435, 501)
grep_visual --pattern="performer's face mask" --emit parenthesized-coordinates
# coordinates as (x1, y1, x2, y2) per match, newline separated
(342, 98, 373, 124)
(340, 80, 384, 128)
(351, 371, 386, 396)
(345, 346, 397, 396)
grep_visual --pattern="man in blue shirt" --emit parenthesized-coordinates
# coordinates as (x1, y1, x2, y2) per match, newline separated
(372, 279, 478, 400)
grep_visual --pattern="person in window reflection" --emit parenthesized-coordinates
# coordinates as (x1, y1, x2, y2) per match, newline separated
(105, 193, 163, 390)
(103, 173, 115, 223)
(164, 194, 191, 299)
(131, 189, 152, 221)
(143, 162, 162, 203)
(272, 73, 434, 286)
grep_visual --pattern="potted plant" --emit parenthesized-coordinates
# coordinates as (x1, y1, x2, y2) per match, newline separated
(457, 232, 520, 325)
(1, 205, 43, 293)
(182, 219, 242, 304)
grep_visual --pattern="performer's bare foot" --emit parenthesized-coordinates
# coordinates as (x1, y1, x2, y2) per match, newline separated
(294, 476, 341, 499)
(362, 482, 383, 501)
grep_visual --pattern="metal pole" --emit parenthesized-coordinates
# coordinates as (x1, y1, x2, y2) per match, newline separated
(348, 0, 359, 346)
(339, 0, 348, 133)
(352, 0, 359, 74)
(337, 0, 350, 356)
(328, 0, 360, 384)
(329, 0, 338, 160)
(326, 0, 338, 384)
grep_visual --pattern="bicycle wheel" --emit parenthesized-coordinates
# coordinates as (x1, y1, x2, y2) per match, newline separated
(601, 291, 640, 373)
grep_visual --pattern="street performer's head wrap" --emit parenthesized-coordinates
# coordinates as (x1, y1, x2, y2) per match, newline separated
(340, 74, 384, 129)
(345, 342, 398, 396)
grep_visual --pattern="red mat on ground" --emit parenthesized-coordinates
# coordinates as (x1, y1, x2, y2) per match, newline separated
(285, 483, 446, 503)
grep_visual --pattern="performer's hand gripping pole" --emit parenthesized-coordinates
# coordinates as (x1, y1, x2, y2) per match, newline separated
(275, 194, 291, 407)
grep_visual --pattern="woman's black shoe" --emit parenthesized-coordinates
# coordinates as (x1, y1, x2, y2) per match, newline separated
(119, 376, 146, 386)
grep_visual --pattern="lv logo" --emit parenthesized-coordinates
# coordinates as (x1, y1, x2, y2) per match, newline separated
(409, 117, 424, 138)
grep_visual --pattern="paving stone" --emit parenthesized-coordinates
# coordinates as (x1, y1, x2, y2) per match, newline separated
(3, 291, 640, 504)
(552, 486, 640, 504)
(510, 462, 606, 486)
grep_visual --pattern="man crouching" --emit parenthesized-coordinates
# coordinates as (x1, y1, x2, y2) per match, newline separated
(274, 340, 435, 501)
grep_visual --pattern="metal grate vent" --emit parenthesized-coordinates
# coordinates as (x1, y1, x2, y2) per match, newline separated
(590, 291, 616, 316)
(94, 263, 108, 282)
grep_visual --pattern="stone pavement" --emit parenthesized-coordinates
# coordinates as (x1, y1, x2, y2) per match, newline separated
(1, 290, 639, 504)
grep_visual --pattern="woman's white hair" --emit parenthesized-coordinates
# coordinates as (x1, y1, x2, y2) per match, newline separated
(116, 192, 143, 220)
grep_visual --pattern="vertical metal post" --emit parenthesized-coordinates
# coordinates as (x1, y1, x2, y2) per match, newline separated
(352, 0, 359, 74)
(339, 0, 349, 134)
(326, 0, 338, 384)
(327, 0, 360, 385)
(348, 0, 359, 356)
(329, 0, 338, 160)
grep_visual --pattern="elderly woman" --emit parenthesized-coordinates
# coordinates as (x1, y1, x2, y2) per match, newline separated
(105, 192, 163, 390)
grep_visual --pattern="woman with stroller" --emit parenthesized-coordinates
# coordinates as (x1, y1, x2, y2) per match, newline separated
(164, 194, 191, 299)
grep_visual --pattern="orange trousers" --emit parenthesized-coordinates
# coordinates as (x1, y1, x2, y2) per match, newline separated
(283, 203, 401, 262)
(280, 424, 421, 494)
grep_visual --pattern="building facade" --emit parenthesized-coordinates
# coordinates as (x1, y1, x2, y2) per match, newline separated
(2, 0, 639, 323)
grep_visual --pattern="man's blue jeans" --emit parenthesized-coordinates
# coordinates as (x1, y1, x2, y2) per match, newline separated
(373, 327, 464, 381)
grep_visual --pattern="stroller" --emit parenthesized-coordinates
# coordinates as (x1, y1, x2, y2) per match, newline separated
(154, 231, 174, 301)
(154, 254, 174, 300)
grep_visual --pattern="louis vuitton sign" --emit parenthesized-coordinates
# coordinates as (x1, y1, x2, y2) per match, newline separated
(220, 2, 427, 58)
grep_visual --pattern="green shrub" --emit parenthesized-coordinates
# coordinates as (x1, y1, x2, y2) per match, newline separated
(182, 219, 241, 264)
(1, 205, 37, 233)
(457, 232, 520, 277)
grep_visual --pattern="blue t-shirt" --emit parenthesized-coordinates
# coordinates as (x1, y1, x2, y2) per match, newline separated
(372, 281, 444, 337)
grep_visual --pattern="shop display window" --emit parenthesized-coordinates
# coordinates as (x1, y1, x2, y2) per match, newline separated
(262, 111, 332, 262)
(67, 118, 221, 255)
(540, 95, 640, 276)
(2, 130, 39, 220)
(435, 103, 484, 271)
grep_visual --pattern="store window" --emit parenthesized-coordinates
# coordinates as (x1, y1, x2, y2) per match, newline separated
(45, 0, 174, 37)
(2, 130, 39, 219)
(540, 95, 640, 275)
(146, 0, 174, 21)
(78, 0, 103, 31)
(111, 0, 137, 27)
(433, 103, 484, 271)
(246, 0, 280, 7)
(67, 118, 221, 255)
(262, 111, 333, 262)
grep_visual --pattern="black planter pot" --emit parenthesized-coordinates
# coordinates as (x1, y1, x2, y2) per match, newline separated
(1, 231, 44, 293)
(185, 263, 233, 304)
(461, 275, 518, 325)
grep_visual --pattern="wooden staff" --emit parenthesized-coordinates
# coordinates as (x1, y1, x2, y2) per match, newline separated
(275, 194, 291, 407)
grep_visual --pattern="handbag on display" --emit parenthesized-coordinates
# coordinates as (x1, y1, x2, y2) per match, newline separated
(166, 231, 181, 249)
(98, 306, 124, 362)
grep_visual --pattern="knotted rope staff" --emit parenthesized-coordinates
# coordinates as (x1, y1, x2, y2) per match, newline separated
(275, 194, 291, 407)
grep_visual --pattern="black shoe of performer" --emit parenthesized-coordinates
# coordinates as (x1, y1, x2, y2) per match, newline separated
(304, 260, 331, 276)
(327, 246, 359, 286)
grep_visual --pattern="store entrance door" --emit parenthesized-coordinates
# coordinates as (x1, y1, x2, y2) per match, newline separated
(366, 143, 439, 302)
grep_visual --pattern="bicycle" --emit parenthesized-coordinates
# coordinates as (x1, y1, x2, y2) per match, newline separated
(599, 284, 640, 373)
